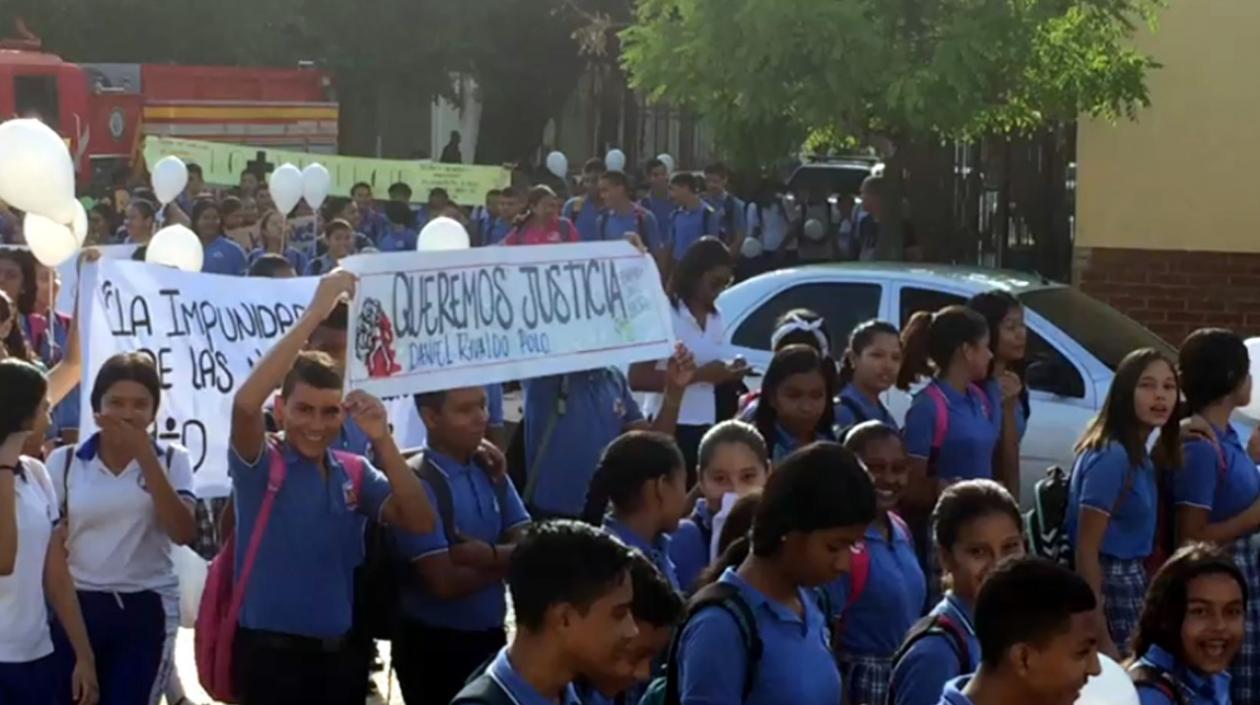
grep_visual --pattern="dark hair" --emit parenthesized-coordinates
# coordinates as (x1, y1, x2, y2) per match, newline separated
(1179, 328, 1250, 414)
(220, 195, 243, 218)
(414, 390, 449, 416)
(646, 158, 666, 173)
(581, 431, 685, 525)
(667, 236, 732, 310)
(0, 291, 34, 362)
(486, 189, 503, 200)
(698, 491, 763, 587)
(514, 185, 560, 228)
(967, 290, 1029, 416)
(771, 308, 831, 356)
(189, 199, 221, 237)
(975, 558, 1097, 668)
(384, 200, 415, 228)
(90, 202, 118, 233)
(697, 420, 768, 473)
(500, 186, 521, 200)
(842, 420, 902, 457)
(388, 182, 412, 199)
(325, 218, 354, 238)
(0, 359, 46, 440)
(319, 301, 349, 333)
(187, 163, 203, 178)
(703, 162, 730, 179)
(428, 187, 450, 202)
(897, 306, 989, 390)
(932, 479, 1022, 552)
(669, 172, 699, 192)
(129, 199, 157, 221)
(0, 248, 37, 314)
(628, 552, 685, 627)
(508, 520, 635, 632)
(750, 442, 876, 556)
(248, 254, 295, 278)
(838, 320, 900, 388)
(600, 170, 631, 194)
(351, 182, 372, 196)
(322, 197, 352, 222)
(582, 158, 607, 175)
(280, 351, 343, 397)
(1077, 348, 1182, 470)
(1131, 543, 1247, 663)
(90, 352, 162, 413)
(754, 345, 837, 453)
(239, 168, 262, 184)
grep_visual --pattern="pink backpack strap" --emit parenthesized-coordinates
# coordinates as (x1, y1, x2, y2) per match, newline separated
(845, 543, 871, 611)
(969, 383, 992, 420)
(924, 384, 950, 453)
(229, 445, 288, 613)
(331, 450, 366, 496)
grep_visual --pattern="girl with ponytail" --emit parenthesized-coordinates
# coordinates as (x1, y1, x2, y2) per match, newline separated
(835, 320, 901, 432)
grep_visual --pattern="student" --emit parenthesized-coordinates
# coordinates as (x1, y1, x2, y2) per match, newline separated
(582, 431, 689, 589)
(46, 353, 197, 705)
(220, 195, 251, 248)
(745, 179, 794, 272)
(640, 158, 675, 233)
(670, 420, 770, 593)
(632, 237, 744, 473)
(250, 209, 308, 275)
(936, 558, 1101, 705)
(564, 158, 608, 242)
(351, 182, 389, 243)
(702, 162, 746, 252)
(672, 441, 876, 705)
(238, 169, 261, 199)
(322, 197, 375, 254)
(1128, 543, 1245, 705)
(830, 421, 926, 705)
(124, 199, 157, 246)
(1067, 348, 1180, 659)
(378, 201, 419, 252)
(1173, 328, 1260, 704)
(502, 186, 580, 246)
(452, 520, 637, 705)
(854, 175, 885, 262)
(483, 187, 518, 245)
(888, 479, 1026, 705)
(736, 308, 833, 421)
(392, 386, 532, 705)
(228, 269, 435, 705)
(307, 219, 358, 275)
(752, 345, 837, 462)
(0, 359, 98, 705)
(190, 199, 248, 276)
(597, 171, 661, 249)
(665, 173, 719, 266)
(473, 188, 500, 242)
(249, 253, 297, 279)
(967, 290, 1029, 500)
(835, 319, 902, 431)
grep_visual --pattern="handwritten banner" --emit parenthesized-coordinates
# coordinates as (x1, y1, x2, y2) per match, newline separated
(80, 260, 319, 498)
(342, 242, 676, 397)
(143, 136, 510, 206)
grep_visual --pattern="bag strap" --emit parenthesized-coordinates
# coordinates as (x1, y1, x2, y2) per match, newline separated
(523, 374, 570, 506)
(597, 211, 609, 241)
(60, 443, 76, 521)
(664, 583, 762, 705)
(925, 384, 950, 461)
(839, 396, 867, 426)
(450, 673, 516, 705)
(969, 383, 992, 419)
(414, 453, 459, 542)
(1129, 664, 1186, 705)
(229, 446, 289, 609)
(330, 450, 366, 497)
(846, 545, 871, 611)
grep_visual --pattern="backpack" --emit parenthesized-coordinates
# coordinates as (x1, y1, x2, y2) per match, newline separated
(645, 582, 763, 705)
(922, 383, 991, 473)
(1129, 664, 1187, 705)
(834, 513, 911, 639)
(597, 207, 649, 242)
(1024, 465, 1073, 567)
(196, 445, 365, 703)
(450, 673, 515, 705)
(886, 612, 972, 705)
(413, 452, 511, 544)
(670, 207, 714, 248)
(1148, 438, 1228, 576)
(716, 195, 738, 242)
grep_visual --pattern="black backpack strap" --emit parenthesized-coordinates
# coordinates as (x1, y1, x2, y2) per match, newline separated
(889, 613, 971, 703)
(61, 443, 76, 520)
(1130, 665, 1186, 705)
(597, 211, 609, 241)
(450, 673, 515, 705)
(839, 396, 867, 425)
(410, 452, 459, 542)
(664, 582, 762, 705)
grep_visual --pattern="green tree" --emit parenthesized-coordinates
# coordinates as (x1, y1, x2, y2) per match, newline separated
(622, 0, 1162, 256)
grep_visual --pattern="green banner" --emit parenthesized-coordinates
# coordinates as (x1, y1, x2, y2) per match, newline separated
(143, 137, 509, 206)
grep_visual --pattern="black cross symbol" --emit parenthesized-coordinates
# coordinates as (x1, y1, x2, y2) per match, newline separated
(246, 150, 275, 176)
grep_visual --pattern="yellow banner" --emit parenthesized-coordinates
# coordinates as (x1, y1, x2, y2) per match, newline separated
(142, 137, 509, 206)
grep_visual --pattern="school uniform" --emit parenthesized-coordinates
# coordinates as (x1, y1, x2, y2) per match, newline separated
(305, 254, 343, 277)
(359, 208, 390, 244)
(201, 234, 249, 276)
(480, 647, 582, 705)
(826, 514, 926, 705)
(483, 218, 512, 245)
(703, 191, 746, 244)
(392, 448, 531, 705)
(564, 197, 603, 242)
(600, 205, 661, 250)
(1174, 423, 1260, 705)
(249, 246, 309, 275)
(604, 516, 680, 590)
(769, 423, 835, 464)
(46, 436, 196, 705)
(670, 499, 715, 593)
(1065, 442, 1156, 656)
(1134, 644, 1232, 705)
(378, 227, 419, 252)
(228, 437, 394, 705)
(643, 304, 725, 474)
(0, 458, 60, 705)
(983, 378, 1029, 441)
(835, 383, 899, 431)
(522, 369, 643, 519)
(676, 567, 841, 705)
(641, 195, 675, 238)
(31, 312, 80, 441)
(667, 203, 719, 262)
(889, 594, 981, 705)
(936, 676, 975, 705)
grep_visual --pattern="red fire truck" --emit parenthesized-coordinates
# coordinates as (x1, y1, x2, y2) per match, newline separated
(0, 29, 338, 189)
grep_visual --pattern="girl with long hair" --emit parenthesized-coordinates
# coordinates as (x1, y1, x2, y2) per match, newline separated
(835, 320, 901, 431)
(736, 308, 833, 422)
(967, 290, 1028, 502)
(501, 186, 579, 246)
(249, 209, 308, 275)
(753, 345, 837, 462)
(190, 199, 247, 276)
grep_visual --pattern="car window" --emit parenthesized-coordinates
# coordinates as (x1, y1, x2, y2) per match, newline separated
(731, 283, 881, 352)
(1018, 287, 1176, 370)
(899, 287, 964, 326)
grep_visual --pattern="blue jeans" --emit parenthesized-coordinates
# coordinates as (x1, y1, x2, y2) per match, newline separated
(52, 590, 165, 705)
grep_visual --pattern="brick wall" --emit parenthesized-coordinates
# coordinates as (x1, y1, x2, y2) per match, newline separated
(1073, 247, 1260, 345)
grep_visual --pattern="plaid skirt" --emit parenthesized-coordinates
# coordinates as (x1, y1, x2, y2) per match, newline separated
(837, 652, 891, 705)
(1099, 556, 1146, 658)
(1231, 532, 1260, 705)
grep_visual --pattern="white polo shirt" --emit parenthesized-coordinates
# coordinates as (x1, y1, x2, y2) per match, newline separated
(47, 438, 196, 594)
(0, 457, 58, 663)
(644, 304, 726, 426)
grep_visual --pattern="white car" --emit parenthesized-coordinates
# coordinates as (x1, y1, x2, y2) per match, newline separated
(717, 262, 1178, 507)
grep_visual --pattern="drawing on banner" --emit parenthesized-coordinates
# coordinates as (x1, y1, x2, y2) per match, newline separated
(356, 297, 402, 378)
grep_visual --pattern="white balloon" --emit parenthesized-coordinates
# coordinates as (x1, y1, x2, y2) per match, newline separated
(25, 213, 80, 267)
(804, 218, 826, 242)
(740, 237, 764, 259)
(151, 156, 188, 206)
(0, 119, 76, 221)
(605, 148, 627, 173)
(302, 163, 332, 211)
(146, 224, 204, 272)
(657, 153, 675, 173)
(417, 217, 470, 252)
(1074, 655, 1138, 705)
(69, 201, 88, 245)
(545, 151, 568, 179)
(1242, 337, 1260, 422)
(269, 163, 304, 215)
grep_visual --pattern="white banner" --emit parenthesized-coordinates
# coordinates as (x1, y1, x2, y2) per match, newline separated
(80, 260, 318, 498)
(56, 244, 140, 314)
(342, 242, 675, 396)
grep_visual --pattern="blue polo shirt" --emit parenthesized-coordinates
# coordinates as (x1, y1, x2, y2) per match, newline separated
(485, 647, 582, 705)
(378, 227, 418, 252)
(835, 384, 899, 431)
(34, 313, 79, 438)
(483, 218, 512, 245)
(1135, 644, 1231, 705)
(394, 448, 530, 631)
(600, 206, 661, 249)
(890, 594, 980, 705)
(1175, 423, 1260, 524)
(603, 515, 680, 590)
(983, 377, 1029, 441)
(677, 568, 841, 705)
(229, 439, 393, 638)
(670, 499, 714, 593)
(1065, 442, 1157, 560)
(359, 208, 389, 244)
(563, 197, 602, 242)
(202, 235, 248, 276)
(248, 246, 308, 275)
(305, 254, 341, 277)
(904, 380, 998, 482)
(936, 677, 975, 705)
(825, 515, 925, 658)
(771, 423, 835, 463)
(334, 417, 373, 457)
(641, 195, 674, 236)
(703, 192, 747, 241)
(523, 369, 643, 517)
(667, 204, 719, 262)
